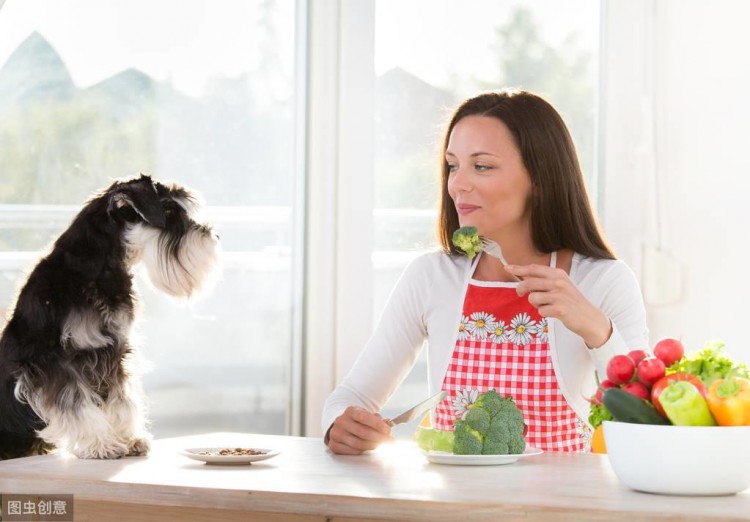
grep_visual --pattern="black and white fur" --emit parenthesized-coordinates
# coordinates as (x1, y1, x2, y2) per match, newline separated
(0, 174, 219, 460)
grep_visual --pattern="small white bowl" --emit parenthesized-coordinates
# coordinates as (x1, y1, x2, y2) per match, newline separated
(603, 421, 750, 496)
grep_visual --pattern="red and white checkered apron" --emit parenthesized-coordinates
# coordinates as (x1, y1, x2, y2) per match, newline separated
(434, 254, 589, 452)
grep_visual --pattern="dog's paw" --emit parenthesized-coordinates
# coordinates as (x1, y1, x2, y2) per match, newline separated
(73, 441, 129, 460)
(127, 437, 151, 456)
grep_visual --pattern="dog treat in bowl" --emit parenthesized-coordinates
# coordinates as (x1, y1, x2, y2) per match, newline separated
(198, 448, 267, 456)
(180, 447, 280, 464)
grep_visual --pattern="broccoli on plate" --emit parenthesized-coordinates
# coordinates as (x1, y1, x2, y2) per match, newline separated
(453, 390, 526, 455)
(451, 226, 482, 260)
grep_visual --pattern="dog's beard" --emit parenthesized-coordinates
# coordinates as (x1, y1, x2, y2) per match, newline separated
(125, 223, 220, 298)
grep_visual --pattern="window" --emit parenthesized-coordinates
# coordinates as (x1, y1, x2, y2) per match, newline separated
(370, 0, 601, 433)
(300, 0, 602, 435)
(0, 0, 302, 437)
(7, 1, 746, 441)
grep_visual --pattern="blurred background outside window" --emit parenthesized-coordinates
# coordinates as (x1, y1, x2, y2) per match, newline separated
(371, 0, 600, 433)
(0, 0, 299, 437)
(2, 0, 748, 438)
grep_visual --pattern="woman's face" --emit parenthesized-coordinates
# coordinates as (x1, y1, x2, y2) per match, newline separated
(446, 115, 533, 239)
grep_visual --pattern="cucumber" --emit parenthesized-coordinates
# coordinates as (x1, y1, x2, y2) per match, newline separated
(602, 387, 670, 425)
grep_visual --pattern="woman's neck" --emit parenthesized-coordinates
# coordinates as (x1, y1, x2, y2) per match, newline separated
(471, 228, 557, 282)
(487, 231, 544, 266)
(473, 249, 551, 282)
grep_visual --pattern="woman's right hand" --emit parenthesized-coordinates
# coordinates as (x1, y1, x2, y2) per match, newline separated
(326, 406, 394, 455)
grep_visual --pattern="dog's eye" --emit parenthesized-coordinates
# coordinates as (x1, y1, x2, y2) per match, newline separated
(119, 207, 141, 223)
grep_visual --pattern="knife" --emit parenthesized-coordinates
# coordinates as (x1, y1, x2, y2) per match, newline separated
(385, 391, 448, 427)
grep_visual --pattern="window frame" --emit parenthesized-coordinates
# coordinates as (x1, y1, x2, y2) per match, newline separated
(303, 0, 376, 436)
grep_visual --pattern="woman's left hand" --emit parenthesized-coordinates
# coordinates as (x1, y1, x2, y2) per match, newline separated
(505, 264, 612, 349)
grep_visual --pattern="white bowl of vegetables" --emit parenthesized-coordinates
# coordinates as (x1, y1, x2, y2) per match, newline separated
(603, 422, 750, 496)
(593, 339, 750, 496)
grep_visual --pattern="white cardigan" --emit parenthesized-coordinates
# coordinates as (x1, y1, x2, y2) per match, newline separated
(321, 251, 649, 434)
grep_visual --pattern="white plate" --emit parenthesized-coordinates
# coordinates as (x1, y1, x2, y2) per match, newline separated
(426, 446, 542, 466)
(180, 447, 280, 465)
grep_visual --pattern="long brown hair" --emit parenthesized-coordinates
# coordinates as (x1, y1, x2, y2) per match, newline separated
(437, 90, 615, 260)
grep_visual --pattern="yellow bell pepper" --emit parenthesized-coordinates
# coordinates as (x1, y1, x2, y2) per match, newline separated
(706, 377, 750, 426)
(591, 425, 607, 454)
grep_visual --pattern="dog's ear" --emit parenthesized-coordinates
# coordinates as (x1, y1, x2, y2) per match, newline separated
(107, 175, 167, 228)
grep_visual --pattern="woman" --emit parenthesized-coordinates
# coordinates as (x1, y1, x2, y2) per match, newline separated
(322, 90, 648, 455)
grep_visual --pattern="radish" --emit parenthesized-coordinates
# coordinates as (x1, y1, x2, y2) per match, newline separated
(637, 357, 666, 388)
(653, 337, 684, 367)
(622, 381, 650, 400)
(627, 349, 649, 366)
(606, 355, 636, 385)
(595, 379, 618, 404)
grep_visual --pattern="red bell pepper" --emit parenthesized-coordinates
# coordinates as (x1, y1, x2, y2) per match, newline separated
(650, 372, 706, 418)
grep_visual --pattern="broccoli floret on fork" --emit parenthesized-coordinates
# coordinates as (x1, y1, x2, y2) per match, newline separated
(451, 226, 482, 260)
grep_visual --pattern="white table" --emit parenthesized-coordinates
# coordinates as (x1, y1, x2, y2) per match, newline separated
(1, 432, 748, 521)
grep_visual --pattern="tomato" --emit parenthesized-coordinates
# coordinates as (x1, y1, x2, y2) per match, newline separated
(606, 355, 636, 385)
(653, 337, 684, 367)
(622, 381, 650, 400)
(595, 379, 618, 404)
(636, 357, 666, 388)
(627, 349, 649, 366)
(650, 373, 707, 417)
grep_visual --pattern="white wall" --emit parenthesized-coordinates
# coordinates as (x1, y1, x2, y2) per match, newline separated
(603, 0, 750, 362)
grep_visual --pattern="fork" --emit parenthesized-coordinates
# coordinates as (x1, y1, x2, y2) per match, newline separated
(480, 237, 522, 282)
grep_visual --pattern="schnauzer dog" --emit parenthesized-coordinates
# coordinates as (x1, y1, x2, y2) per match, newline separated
(0, 174, 219, 460)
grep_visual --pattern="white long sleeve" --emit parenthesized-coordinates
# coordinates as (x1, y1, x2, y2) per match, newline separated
(321, 251, 648, 434)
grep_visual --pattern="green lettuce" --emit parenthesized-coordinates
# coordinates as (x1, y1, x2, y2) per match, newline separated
(588, 402, 613, 429)
(668, 340, 749, 387)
